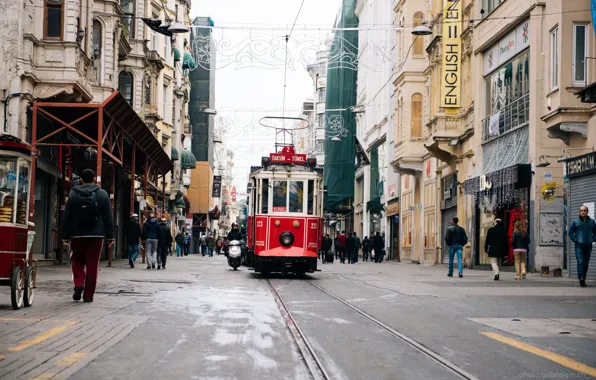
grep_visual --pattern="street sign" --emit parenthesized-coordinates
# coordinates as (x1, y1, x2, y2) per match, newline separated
(269, 146, 307, 165)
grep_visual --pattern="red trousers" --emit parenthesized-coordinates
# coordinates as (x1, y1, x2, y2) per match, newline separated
(70, 237, 104, 300)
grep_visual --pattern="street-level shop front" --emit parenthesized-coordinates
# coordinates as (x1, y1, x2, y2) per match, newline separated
(465, 164, 531, 269)
(566, 152, 596, 280)
(386, 200, 399, 261)
(440, 173, 458, 265)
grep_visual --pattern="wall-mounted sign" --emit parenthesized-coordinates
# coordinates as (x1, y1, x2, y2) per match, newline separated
(317, 77, 326, 89)
(480, 175, 492, 191)
(269, 146, 307, 165)
(484, 19, 530, 75)
(441, 0, 463, 109)
(567, 151, 596, 179)
(386, 202, 400, 217)
(212, 175, 222, 198)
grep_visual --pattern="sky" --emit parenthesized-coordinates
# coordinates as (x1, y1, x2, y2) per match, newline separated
(191, 0, 342, 190)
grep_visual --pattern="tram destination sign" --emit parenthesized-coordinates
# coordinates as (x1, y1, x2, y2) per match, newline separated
(567, 152, 596, 179)
(269, 146, 307, 165)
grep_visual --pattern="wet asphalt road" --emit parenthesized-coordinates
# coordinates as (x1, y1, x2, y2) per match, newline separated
(65, 255, 596, 380)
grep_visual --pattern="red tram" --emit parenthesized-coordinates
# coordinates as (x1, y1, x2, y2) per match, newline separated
(245, 146, 324, 276)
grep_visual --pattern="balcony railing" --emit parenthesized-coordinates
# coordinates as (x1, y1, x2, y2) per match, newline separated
(482, 93, 529, 143)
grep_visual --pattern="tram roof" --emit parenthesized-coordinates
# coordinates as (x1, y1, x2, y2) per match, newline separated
(249, 165, 323, 178)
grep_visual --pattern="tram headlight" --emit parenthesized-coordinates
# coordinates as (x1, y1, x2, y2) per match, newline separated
(279, 232, 294, 246)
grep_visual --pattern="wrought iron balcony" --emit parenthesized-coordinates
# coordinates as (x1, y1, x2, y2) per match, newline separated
(482, 94, 529, 143)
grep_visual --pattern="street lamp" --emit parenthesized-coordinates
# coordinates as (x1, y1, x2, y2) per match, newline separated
(412, 24, 433, 36)
(142, 18, 189, 36)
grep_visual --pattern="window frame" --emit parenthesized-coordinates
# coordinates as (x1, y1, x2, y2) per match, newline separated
(411, 93, 423, 138)
(92, 20, 103, 84)
(121, 0, 135, 38)
(163, 84, 168, 122)
(412, 12, 425, 56)
(44, 0, 64, 40)
(118, 71, 134, 105)
(269, 179, 308, 214)
(550, 26, 558, 91)
(573, 23, 589, 87)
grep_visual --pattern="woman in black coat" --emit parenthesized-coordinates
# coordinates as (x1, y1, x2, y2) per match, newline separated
(484, 218, 509, 281)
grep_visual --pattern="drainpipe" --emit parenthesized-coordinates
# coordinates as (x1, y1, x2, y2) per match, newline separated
(3, 93, 34, 135)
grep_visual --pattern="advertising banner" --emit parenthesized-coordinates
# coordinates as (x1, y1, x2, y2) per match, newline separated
(212, 175, 222, 198)
(441, 0, 463, 108)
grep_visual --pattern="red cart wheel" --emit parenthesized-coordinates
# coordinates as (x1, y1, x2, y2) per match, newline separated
(11, 267, 24, 310)
(24, 266, 35, 307)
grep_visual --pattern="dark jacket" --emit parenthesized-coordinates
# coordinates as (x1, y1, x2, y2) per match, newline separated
(485, 222, 509, 258)
(158, 223, 173, 247)
(323, 237, 332, 251)
(206, 235, 216, 248)
(352, 236, 361, 250)
(362, 238, 370, 251)
(126, 218, 142, 245)
(346, 235, 355, 250)
(373, 234, 384, 253)
(61, 184, 114, 240)
(569, 216, 596, 247)
(445, 225, 467, 246)
(175, 233, 185, 245)
(511, 230, 531, 250)
(142, 218, 160, 240)
(227, 229, 244, 241)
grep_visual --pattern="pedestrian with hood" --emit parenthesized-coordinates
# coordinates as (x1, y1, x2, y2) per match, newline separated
(351, 232, 361, 264)
(206, 233, 216, 257)
(61, 169, 114, 303)
(373, 232, 384, 263)
(126, 213, 142, 268)
(485, 218, 509, 281)
(175, 230, 185, 257)
(200, 234, 207, 256)
(512, 221, 530, 280)
(345, 231, 354, 264)
(362, 236, 370, 261)
(333, 235, 340, 260)
(183, 232, 191, 255)
(142, 212, 160, 269)
(157, 217, 172, 269)
(445, 216, 468, 278)
(569, 205, 596, 287)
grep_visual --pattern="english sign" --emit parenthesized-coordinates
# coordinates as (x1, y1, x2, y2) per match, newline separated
(441, 0, 463, 109)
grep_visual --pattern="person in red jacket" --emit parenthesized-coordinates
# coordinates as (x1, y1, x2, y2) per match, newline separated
(337, 231, 348, 263)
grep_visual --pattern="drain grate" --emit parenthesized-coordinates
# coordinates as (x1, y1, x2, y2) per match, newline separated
(129, 279, 191, 284)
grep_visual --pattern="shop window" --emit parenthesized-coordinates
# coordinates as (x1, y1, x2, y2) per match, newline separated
(272, 181, 287, 212)
(412, 13, 424, 56)
(551, 27, 558, 90)
(411, 93, 422, 138)
(44, 0, 63, 40)
(118, 71, 133, 105)
(402, 214, 412, 247)
(289, 181, 304, 213)
(486, 50, 530, 115)
(573, 23, 588, 86)
(92, 20, 102, 84)
(424, 212, 435, 248)
(121, 0, 135, 37)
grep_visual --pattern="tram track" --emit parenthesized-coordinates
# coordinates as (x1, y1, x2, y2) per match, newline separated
(267, 277, 480, 380)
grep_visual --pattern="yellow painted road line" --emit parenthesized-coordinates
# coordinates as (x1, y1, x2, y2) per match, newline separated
(56, 352, 88, 366)
(481, 332, 596, 377)
(8, 321, 79, 352)
(0, 317, 43, 322)
(29, 373, 57, 380)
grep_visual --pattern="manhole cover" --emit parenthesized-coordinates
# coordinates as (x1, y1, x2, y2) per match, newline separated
(559, 331, 571, 335)
(512, 319, 521, 321)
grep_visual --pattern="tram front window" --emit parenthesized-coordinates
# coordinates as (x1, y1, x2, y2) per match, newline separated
(289, 181, 303, 213)
(307, 180, 314, 215)
(272, 180, 287, 212)
(262, 179, 269, 213)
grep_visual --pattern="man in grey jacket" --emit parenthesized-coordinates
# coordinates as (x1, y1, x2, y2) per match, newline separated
(62, 169, 114, 303)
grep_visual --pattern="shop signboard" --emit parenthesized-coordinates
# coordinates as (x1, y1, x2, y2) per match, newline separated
(484, 19, 530, 75)
(212, 175, 222, 198)
(567, 151, 596, 179)
(441, 0, 463, 108)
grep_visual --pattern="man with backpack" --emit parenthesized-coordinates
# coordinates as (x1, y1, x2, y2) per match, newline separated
(157, 217, 173, 269)
(445, 216, 468, 278)
(61, 169, 114, 303)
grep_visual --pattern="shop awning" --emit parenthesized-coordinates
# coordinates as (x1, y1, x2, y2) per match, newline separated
(180, 149, 196, 169)
(173, 48, 181, 62)
(171, 146, 179, 161)
(463, 164, 531, 195)
(182, 52, 196, 70)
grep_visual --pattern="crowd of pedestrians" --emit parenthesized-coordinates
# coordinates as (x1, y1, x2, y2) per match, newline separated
(321, 230, 386, 264)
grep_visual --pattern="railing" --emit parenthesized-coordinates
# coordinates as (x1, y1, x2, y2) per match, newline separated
(482, 93, 529, 142)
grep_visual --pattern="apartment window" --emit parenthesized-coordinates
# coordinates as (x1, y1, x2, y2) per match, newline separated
(118, 71, 133, 105)
(92, 20, 102, 83)
(151, 31, 158, 51)
(164, 36, 170, 59)
(413, 13, 424, 56)
(317, 113, 325, 128)
(175, 4, 179, 21)
(573, 23, 588, 86)
(482, 0, 503, 17)
(411, 93, 422, 138)
(171, 91, 176, 125)
(163, 85, 168, 121)
(318, 88, 326, 102)
(144, 76, 151, 105)
(44, 0, 63, 39)
(551, 27, 558, 90)
(121, 0, 134, 37)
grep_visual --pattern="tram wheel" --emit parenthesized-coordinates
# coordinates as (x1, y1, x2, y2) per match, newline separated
(11, 267, 25, 310)
(24, 266, 35, 307)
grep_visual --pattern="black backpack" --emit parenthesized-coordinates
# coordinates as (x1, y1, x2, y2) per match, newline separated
(74, 190, 100, 228)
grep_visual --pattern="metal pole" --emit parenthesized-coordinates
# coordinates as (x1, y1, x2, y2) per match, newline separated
(142, 155, 148, 264)
(107, 165, 115, 267)
(130, 143, 136, 216)
(97, 107, 103, 187)
(162, 174, 166, 218)
(29, 103, 38, 226)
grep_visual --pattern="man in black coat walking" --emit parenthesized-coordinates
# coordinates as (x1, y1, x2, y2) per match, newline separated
(126, 213, 142, 268)
(373, 232, 384, 263)
(485, 218, 509, 281)
(157, 218, 173, 270)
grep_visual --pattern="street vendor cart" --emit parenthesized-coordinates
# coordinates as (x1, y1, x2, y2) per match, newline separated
(0, 136, 36, 309)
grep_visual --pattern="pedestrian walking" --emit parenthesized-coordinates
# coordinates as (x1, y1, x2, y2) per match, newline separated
(206, 233, 215, 257)
(183, 232, 191, 255)
(568, 205, 596, 287)
(175, 231, 184, 257)
(362, 236, 370, 261)
(318, 233, 325, 261)
(485, 218, 508, 281)
(61, 169, 114, 303)
(157, 218, 172, 269)
(216, 236, 223, 255)
(445, 216, 468, 278)
(126, 213, 142, 268)
(346, 231, 354, 264)
(142, 212, 160, 269)
(200, 235, 207, 256)
(337, 231, 348, 263)
(351, 232, 361, 264)
(334, 236, 340, 260)
(373, 232, 384, 263)
(322, 234, 332, 264)
(512, 221, 530, 280)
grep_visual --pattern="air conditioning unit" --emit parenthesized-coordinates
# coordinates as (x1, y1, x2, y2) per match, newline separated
(444, 188, 452, 200)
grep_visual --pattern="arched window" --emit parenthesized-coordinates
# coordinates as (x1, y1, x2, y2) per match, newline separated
(118, 71, 133, 105)
(92, 20, 102, 83)
(413, 12, 424, 56)
(411, 93, 423, 138)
